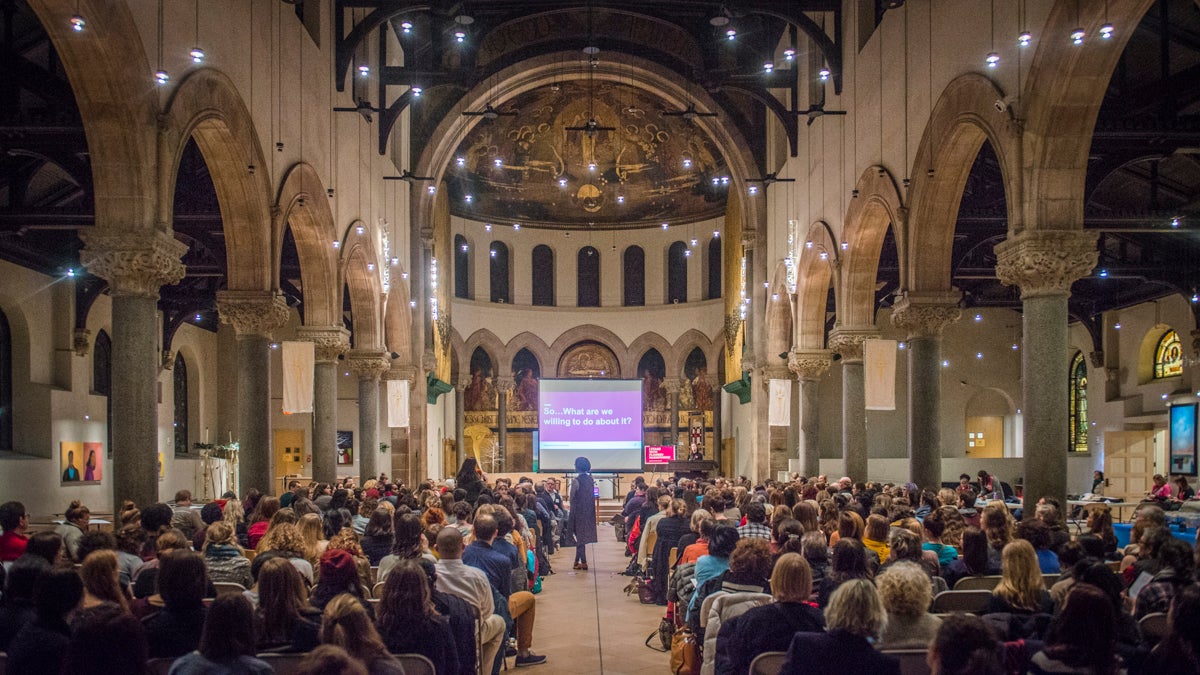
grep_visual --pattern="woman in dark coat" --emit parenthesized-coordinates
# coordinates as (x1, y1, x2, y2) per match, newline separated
(650, 499, 691, 603)
(568, 456, 597, 570)
(455, 458, 487, 505)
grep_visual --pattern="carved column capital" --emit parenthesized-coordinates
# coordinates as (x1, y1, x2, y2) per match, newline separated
(495, 376, 515, 397)
(788, 349, 833, 380)
(79, 229, 187, 298)
(386, 364, 419, 382)
(216, 290, 291, 338)
(296, 325, 351, 363)
(891, 293, 963, 339)
(73, 328, 92, 357)
(827, 329, 877, 364)
(346, 350, 391, 381)
(663, 377, 683, 395)
(995, 230, 1098, 299)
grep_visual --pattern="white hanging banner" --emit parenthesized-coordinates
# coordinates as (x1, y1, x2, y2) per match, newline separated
(768, 379, 791, 426)
(387, 379, 410, 428)
(281, 341, 314, 414)
(864, 339, 898, 411)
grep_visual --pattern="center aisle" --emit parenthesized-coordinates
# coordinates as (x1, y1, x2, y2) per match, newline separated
(531, 525, 670, 674)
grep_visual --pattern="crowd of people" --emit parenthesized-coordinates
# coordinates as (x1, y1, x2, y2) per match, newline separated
(0, 455, 590, 674)
(623, 472, 1200, 675)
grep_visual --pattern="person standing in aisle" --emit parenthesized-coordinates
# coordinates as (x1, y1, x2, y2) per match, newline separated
(568, 457, 597, 570)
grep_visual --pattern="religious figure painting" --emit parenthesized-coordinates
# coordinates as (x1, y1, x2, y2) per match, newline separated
(61, 441, 102, 485)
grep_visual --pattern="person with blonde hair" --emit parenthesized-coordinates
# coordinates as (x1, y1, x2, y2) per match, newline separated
(256, 523, 315, 585)
(220, 497, 249, 548)
(319, 594, 403, 674)
(876, 561, 941, 649)
(297, 512, 328, 563)
(679, 509, 714, 564)
(781, 579, 900, 675)
(202, 521, 252, 588)
(984, 540, 1052, 615)
(80, 549, 129, 613)
(715, 553, 824, 675)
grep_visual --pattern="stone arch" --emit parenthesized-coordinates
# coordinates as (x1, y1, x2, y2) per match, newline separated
(384, 275, 412, 360)
(340, 221, 384, 350)
(839, 167, 904, 328)
(672, 328, 717, 379)
(765, 261, 793, 367)
(905, 73, 1022, 293)
(503, 332, 553, 376)
(1137, 323, 1180, 384)
(1020, 0, 1157, 231)
(548, 325, 628, 376)
(463, 329, 507, 377)
(448, 328, 468, 382)
(161, 68, 273, 292)
(26, 0, 158, 233)
(275, 163, 341, 327)
(628, 333, 677, 379)
(794, 221, 838, 350)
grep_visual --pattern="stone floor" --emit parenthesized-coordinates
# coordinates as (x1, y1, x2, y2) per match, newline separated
(529, 524, 671, 674)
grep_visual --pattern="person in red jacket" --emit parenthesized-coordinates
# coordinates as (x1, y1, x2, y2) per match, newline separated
(0, 501, 30, 562)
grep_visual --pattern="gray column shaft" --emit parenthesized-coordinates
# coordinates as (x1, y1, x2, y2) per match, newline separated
(799, 378, 821, 478)
(110, 295, 160, 508)
(1023, 294, 1070, 507)
(908, 336, 942, 489)
(358, 377, 379, 484)
(497, 390, 508, 472)
(237, 335, 272, 496)
(842, 362, 867, 480)
(669, 391, 680, 447)
(454, 389, 465, 468)
(312, 361, 338, 483)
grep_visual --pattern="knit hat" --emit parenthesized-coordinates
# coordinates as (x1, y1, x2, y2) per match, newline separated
(319, 548, 358, 585)
(200, 502, 224, 525)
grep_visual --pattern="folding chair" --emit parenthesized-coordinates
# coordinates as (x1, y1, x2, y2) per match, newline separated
(952, 575, 1002, 591)
(1139, 612, 1169, 645)
(930, 590, 991, 614)
(749, 651, 787, 675)
(881, 649, 932, 675)
(395, 653, 436, 675)
(213, 582, 247, 597)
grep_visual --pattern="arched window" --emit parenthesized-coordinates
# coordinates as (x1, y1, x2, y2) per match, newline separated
(623, 246, 645, 307)
(454, 234, 471, 299)
(707, 236, 722, 299)
(1154, 329, 1183, 379)
(173, 353, 189, 457)
(531, 245, 555, 306)
(578, 246, 600, 307)
(667, 241, 688, 304)
(93, 331, 112, 457)
(489, 241, 510, 303)
(0, 309, 11, 451)
(1069, 352, 1088, 453)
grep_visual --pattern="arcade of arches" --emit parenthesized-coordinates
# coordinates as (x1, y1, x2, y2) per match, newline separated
(1, 0, 1199, 520)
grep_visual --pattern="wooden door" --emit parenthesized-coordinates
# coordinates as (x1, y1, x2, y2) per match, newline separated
(274, 429, 306, 485)
(1103, 430, 1157, 501)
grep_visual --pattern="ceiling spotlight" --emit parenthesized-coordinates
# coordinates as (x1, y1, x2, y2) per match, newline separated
(332, 241, 340, 249)
(762, 282, 769, 289)
(713, 230, 720, 238)
(974, 313, 983, 322)
(1171, 216, 1180, 228)
(685, 250, 692, 257)
(358, 64, 370, 77)
(1012, 343, 1019, 350)
(493, 158, 503, 168)
(690, 238, 698, 247)
(818, 67, 831, 81)
(426, 185, 436, 194)
(784, 48, 795, 61)
(898, 342, 907, 350)
(70, 14, 85, 31)
(942, 360, 950, 368)
(726, 28, 737, 40)
(190, 47, 206, 63)
(410, 87, 422, 97)
(400, 20, 413, 33)
(662, 222, 669, 230)
(819, 251, 828, 260)
(391, 257, 399, 265)
(985, 52, 999, 68)
(840, 241, 849, 250)
(558, 178, 568, 187)
(763, 61, 774, 73)
(490, 250, 496, 258)
(683, 158, 692, 168)
(616, 195, 625, 204)
(1098, 269, 1108, 278)
(805, 241, 814, 249)
(588, 162, 597, 172)
(1070, 27, 1085, 44)
(720, 176, 729, 185)
(155, 70, 170, 85)
(1114, 322, 1122, 330)
(65, 267, 76, 277)
(453, 30, 466, 43)
(748, 185, 758, 195)
(512, 223, 520, 231)
(456, 157, 466, 167)
(484, 223, 492, 232)
(194, 313, 203, 322)
(410, 300, 416, 307)
(711, 177, 720, 186)
(400, 271, 408, 278)
(367, 262, 375, 271)
(464, 194, 473, 203)
(355, 225, 365, 235)
(1099, 23, 1114, 39)
(1017, 31, 1032, 46)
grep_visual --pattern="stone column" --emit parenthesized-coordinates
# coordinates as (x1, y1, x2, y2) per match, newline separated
(80, 230, 187, 509)
(455, 378, 468, 469)
(891, 293, 962, 490)
(664, 378, 682, 449)
(996, 230, 1098, 506)
(495, 375, 513, 473)
(347, 351, 391, 486)
(789, 350, 832, 478)
(216, 290, 290, 496)
(297, 326, 350, 484)
(828, 330, 874, 481)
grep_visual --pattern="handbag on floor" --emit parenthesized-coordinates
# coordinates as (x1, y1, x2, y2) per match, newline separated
(644, 615, 675, 652)
(669, 627, 701, 675)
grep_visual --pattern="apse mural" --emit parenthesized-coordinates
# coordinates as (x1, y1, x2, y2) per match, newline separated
(510, 348, 541, 412)
(463, 348, 498, 411)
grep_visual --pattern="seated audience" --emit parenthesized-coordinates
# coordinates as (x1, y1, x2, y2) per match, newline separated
(54, 500, 90, 561)
(650, 498, 691, 604)
(310, 548, 371, 614)
(984, 540, 1052, 615)
(679, 511, 715, 564)
(360, 507, 394, 566)
(1133, 536, 1195, 619)
(714, 552, 824, 675)
(246, 496, 280, 550)
(420, 559, 478, 675)
(861, 514, 891, 564)
(434, 526, 508, 674)
(319, 593, 404, 675)
(132, 528, 191, 599)
(817, 538, 873, 607)
(735, 501, 771, 541)
(63, 602, 151, 675)
(0, 500, 30, 562)
(114, 525, 146, 587)
(202, 521, 253, 588)
(687, 524, 739, 621)
(1143, 584, 1200, 671)
(80, 549, 129, 613)
(876, 561, 941, 649)
(142, 550, 209, 658)
(927, 614, 1005, 675)
(5, 568, 83, 675)
(1028, 583, 1122, 675)
(377, 511, 434, 582)
(375, 560, 459, 675)
(167, 594, 273, 675)
(254, 557, 321, 653)
(20, 531, 64, 567)
(943, 526, 999, 589)
(921, 508, 958, 566)
(780, 579, 899, 675)
(255, 522, 314, 585)
(462, 512, 547, 667)
(1016, 519, 1060, 574)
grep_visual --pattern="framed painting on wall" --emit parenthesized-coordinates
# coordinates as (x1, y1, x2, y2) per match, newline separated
(1170, 404, 1197, 476)
(336, 430, 354, 466)
(61, 441, 103, 485)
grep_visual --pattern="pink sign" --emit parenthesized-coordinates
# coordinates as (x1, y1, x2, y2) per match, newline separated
(645, 445, 676, 465)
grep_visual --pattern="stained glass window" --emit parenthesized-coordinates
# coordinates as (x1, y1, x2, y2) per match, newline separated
(1154, 330, 1183, 379)
(174, 354, 189, 457)
(1069, 352, 1088, 453)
